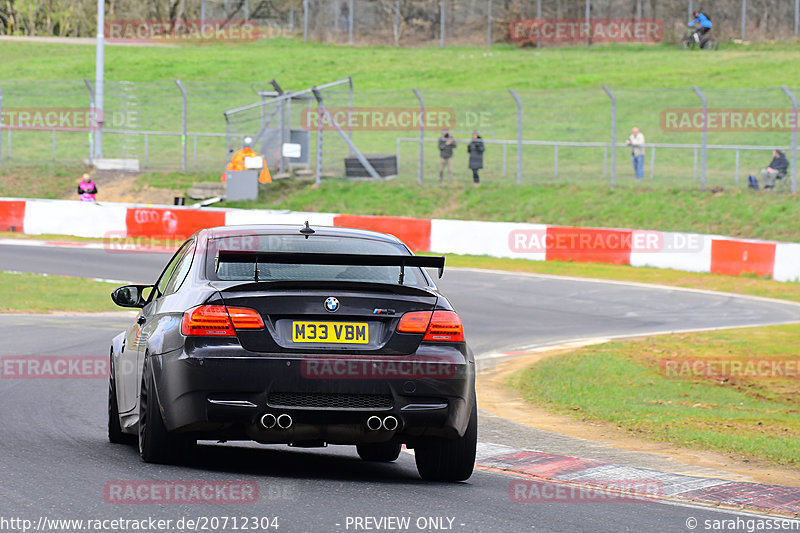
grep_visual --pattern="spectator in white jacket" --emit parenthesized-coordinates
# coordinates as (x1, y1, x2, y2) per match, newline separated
(626, 127, 645, 180)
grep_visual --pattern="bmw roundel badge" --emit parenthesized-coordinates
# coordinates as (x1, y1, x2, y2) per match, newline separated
(324, 297, 340, 312)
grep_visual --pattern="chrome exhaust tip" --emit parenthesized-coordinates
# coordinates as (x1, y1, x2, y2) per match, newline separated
(277, 413, 293, 429)
(260, 413, 277, 429)
(366, 416, 382, 431)
(382, 416, 399, 431)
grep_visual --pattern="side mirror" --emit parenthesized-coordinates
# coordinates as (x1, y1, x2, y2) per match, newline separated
(111, 285, 152, 308)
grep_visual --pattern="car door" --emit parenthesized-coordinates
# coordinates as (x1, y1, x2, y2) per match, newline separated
(118, 241, 192, 413)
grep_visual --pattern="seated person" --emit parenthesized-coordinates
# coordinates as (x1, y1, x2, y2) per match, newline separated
(761, 149, 789, 189)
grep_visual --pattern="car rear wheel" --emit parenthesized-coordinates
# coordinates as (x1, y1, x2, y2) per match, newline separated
(138, 361, 194, 464)
(108, 358, 135, 445)
(357, 442, 402, 462)
(414, 396, 477, 482)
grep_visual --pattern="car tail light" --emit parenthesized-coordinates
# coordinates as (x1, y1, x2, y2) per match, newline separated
(181, 305, 264, 336)
(397, 311, 432, 333)
(397, 310, 464, 342)
(226, 307, 265, 329)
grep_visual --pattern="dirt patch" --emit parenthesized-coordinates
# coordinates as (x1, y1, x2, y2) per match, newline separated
(90, 171, 184, 205)
(477, 349, 800, 487)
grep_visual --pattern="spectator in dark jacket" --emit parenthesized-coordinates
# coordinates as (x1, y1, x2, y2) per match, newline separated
(761, 149, 789, 189)
(438, 130, 456, 182)
(467, 131, 485, 184)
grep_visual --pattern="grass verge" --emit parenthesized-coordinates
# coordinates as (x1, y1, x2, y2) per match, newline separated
(0, 271, 121, 313)
(508, 325, 800, 466)
(226, 180, 800, 242)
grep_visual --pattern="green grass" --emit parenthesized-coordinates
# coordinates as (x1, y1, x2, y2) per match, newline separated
(2, 39, 799, 180)
(0, 164, 87, 199)
(509, 325, 800, 465)
(3, 39, 800, 89)
(221, 179, 800, 243)
(0, 271, 122, 313)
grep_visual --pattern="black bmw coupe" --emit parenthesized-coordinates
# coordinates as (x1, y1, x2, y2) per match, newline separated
(109, 223, 476, 481)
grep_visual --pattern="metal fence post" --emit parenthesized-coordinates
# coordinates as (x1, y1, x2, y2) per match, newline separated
(735, 150, 740, 183)
(636, 0, 642, 20)
(394, 0, 400, 46)
(692, 86, 708, 190)
(796, 0, 799, 36)
(487, 0, 492, 47)
(649, 146, 655, 179)
(688, 0, 693, 21)
(440, 0, 445, 48)
(0, 87, 3, 168)
(412, 88, 425, 184)
(741, 0, 747, 41)
(554, 146, 559, 177)
(348, 76, 354, 154)
(83, 79, 95, 162)
(602, 85, 616, 187)
(585, 0, 590, 47)
(348, 0, 354, 44)
(303, 0, 309, 42)
(509, 89, 523, 185)
(175, 80, 188, 172)
(536, 0, 541, 49)
(780, 86, 798, 193)
(315, 95, 322, 185)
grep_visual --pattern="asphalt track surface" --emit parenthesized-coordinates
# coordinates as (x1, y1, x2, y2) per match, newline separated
(2, 242, 800, 533)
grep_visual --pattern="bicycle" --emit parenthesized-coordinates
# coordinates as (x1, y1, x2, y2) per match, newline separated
(680, 27, 717, 50)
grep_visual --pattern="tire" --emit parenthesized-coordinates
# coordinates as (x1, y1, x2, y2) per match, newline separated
(138, 360, 194, 464)
(414, 396, 477, 482)
(108, 358, 135, 445)
(357, 442, 402, 462)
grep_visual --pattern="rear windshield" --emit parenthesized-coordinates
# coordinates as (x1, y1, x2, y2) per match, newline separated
(206, 234, 429, 287)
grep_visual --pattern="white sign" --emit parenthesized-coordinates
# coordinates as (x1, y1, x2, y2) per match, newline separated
(243, 156, 264, 169)
(282, 143, 302, 158)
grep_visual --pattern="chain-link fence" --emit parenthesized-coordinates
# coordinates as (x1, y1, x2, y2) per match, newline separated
(3, 1, 800, 44)
(115, 0, 800, 46)
(1, 80, 798, 191)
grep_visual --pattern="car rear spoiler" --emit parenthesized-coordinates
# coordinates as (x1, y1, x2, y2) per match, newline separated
(216, 251, 445, 284)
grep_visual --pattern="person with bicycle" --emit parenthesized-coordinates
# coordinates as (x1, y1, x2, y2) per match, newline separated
(688, 10, 712, 48)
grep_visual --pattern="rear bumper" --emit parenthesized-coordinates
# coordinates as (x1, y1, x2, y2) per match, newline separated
(150, 345, 475, 445)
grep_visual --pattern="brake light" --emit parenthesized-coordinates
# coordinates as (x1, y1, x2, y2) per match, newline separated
(227, 307, 265, 329)
(397, 311, 432, 333)
(397, 310, 464, 342)
(181, 305, 264, 336)
(424, 311, 464, 342)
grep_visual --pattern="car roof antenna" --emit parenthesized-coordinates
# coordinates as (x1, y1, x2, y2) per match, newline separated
(300, 221, 315, 239)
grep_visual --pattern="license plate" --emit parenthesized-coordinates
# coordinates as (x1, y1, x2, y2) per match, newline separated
(292, 321, 369, 344)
